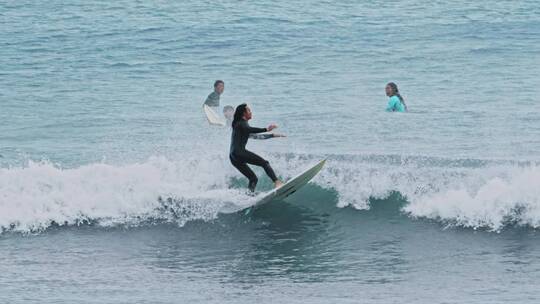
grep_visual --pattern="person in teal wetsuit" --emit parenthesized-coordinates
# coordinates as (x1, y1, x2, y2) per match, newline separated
(385, 82, 407, 112)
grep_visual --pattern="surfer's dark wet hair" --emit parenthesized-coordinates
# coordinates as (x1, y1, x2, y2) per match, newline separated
(214, 80, 224, 88)
(387, 82, 404, 103)
(232, 103, 248, 127)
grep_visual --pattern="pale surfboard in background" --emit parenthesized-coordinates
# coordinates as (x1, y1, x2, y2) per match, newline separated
(203, 104, 226, 126)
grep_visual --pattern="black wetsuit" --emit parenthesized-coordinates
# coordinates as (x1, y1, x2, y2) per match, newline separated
(230, 120, 278, 192)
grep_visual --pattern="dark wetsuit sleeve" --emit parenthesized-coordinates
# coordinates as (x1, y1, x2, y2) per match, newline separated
(247, 126, 267, 134)
(249, 133, 274, 140)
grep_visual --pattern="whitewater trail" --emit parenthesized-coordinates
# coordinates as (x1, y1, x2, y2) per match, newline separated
(1, 153, 540, 233)
(0, 156, 253, 232)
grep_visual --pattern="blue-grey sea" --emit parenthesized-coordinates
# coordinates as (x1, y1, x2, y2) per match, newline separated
(2, 1, 540, 303)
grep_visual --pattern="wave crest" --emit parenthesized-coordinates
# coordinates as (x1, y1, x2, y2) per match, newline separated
(1, 153, 540, 232)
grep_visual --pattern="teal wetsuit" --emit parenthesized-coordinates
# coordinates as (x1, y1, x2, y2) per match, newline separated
(386, 95, 406, 112)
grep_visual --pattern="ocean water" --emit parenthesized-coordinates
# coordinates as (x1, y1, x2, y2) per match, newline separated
(1, 0, 540, 303)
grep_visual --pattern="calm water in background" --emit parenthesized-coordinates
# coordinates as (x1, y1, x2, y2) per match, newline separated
(1, 0, 540, 303)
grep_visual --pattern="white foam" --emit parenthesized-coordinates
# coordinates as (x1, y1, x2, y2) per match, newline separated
(0, 155, 253, 233)
(312, 155, 540, 231)
(2, 153, 540, 232)
(404, 166, 540, 230)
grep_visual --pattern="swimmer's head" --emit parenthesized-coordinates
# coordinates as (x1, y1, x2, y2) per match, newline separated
(386, 82, 399, 97)
(214, 80, 224, 94)
(223, 105, 234, 120)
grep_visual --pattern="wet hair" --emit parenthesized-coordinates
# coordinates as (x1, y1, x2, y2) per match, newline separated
(214, 80, 224, 88)
(232, 103, 248, 127)
(222, 105, 234, 113)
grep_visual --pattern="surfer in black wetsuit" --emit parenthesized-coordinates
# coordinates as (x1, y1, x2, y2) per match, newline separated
(230, 103, 285, 192)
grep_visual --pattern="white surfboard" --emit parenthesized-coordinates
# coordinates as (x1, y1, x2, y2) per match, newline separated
(247, 159, 326, 211)
(203, 104, 226, 126)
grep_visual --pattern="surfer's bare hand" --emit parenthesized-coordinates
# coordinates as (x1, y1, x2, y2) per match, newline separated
(267, 124, 278, 131)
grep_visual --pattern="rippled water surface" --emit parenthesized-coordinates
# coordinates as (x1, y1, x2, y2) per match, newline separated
(1, 0, 540, 303)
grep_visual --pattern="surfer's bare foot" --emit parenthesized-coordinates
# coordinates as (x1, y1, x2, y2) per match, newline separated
(274, 180, 284, 188)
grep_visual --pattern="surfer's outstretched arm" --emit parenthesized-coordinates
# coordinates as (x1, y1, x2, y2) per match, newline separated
(246, 126, 267, 133)
(244, 123, 277, 134)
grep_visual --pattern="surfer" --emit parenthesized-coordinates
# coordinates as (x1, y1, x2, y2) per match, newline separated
(385, 82, 407, 112)
(230, 103, 284, 192)
(203, 80, 224, 111)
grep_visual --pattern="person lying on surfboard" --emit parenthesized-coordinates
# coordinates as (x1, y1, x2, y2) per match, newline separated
(230, 103, 285, 192)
